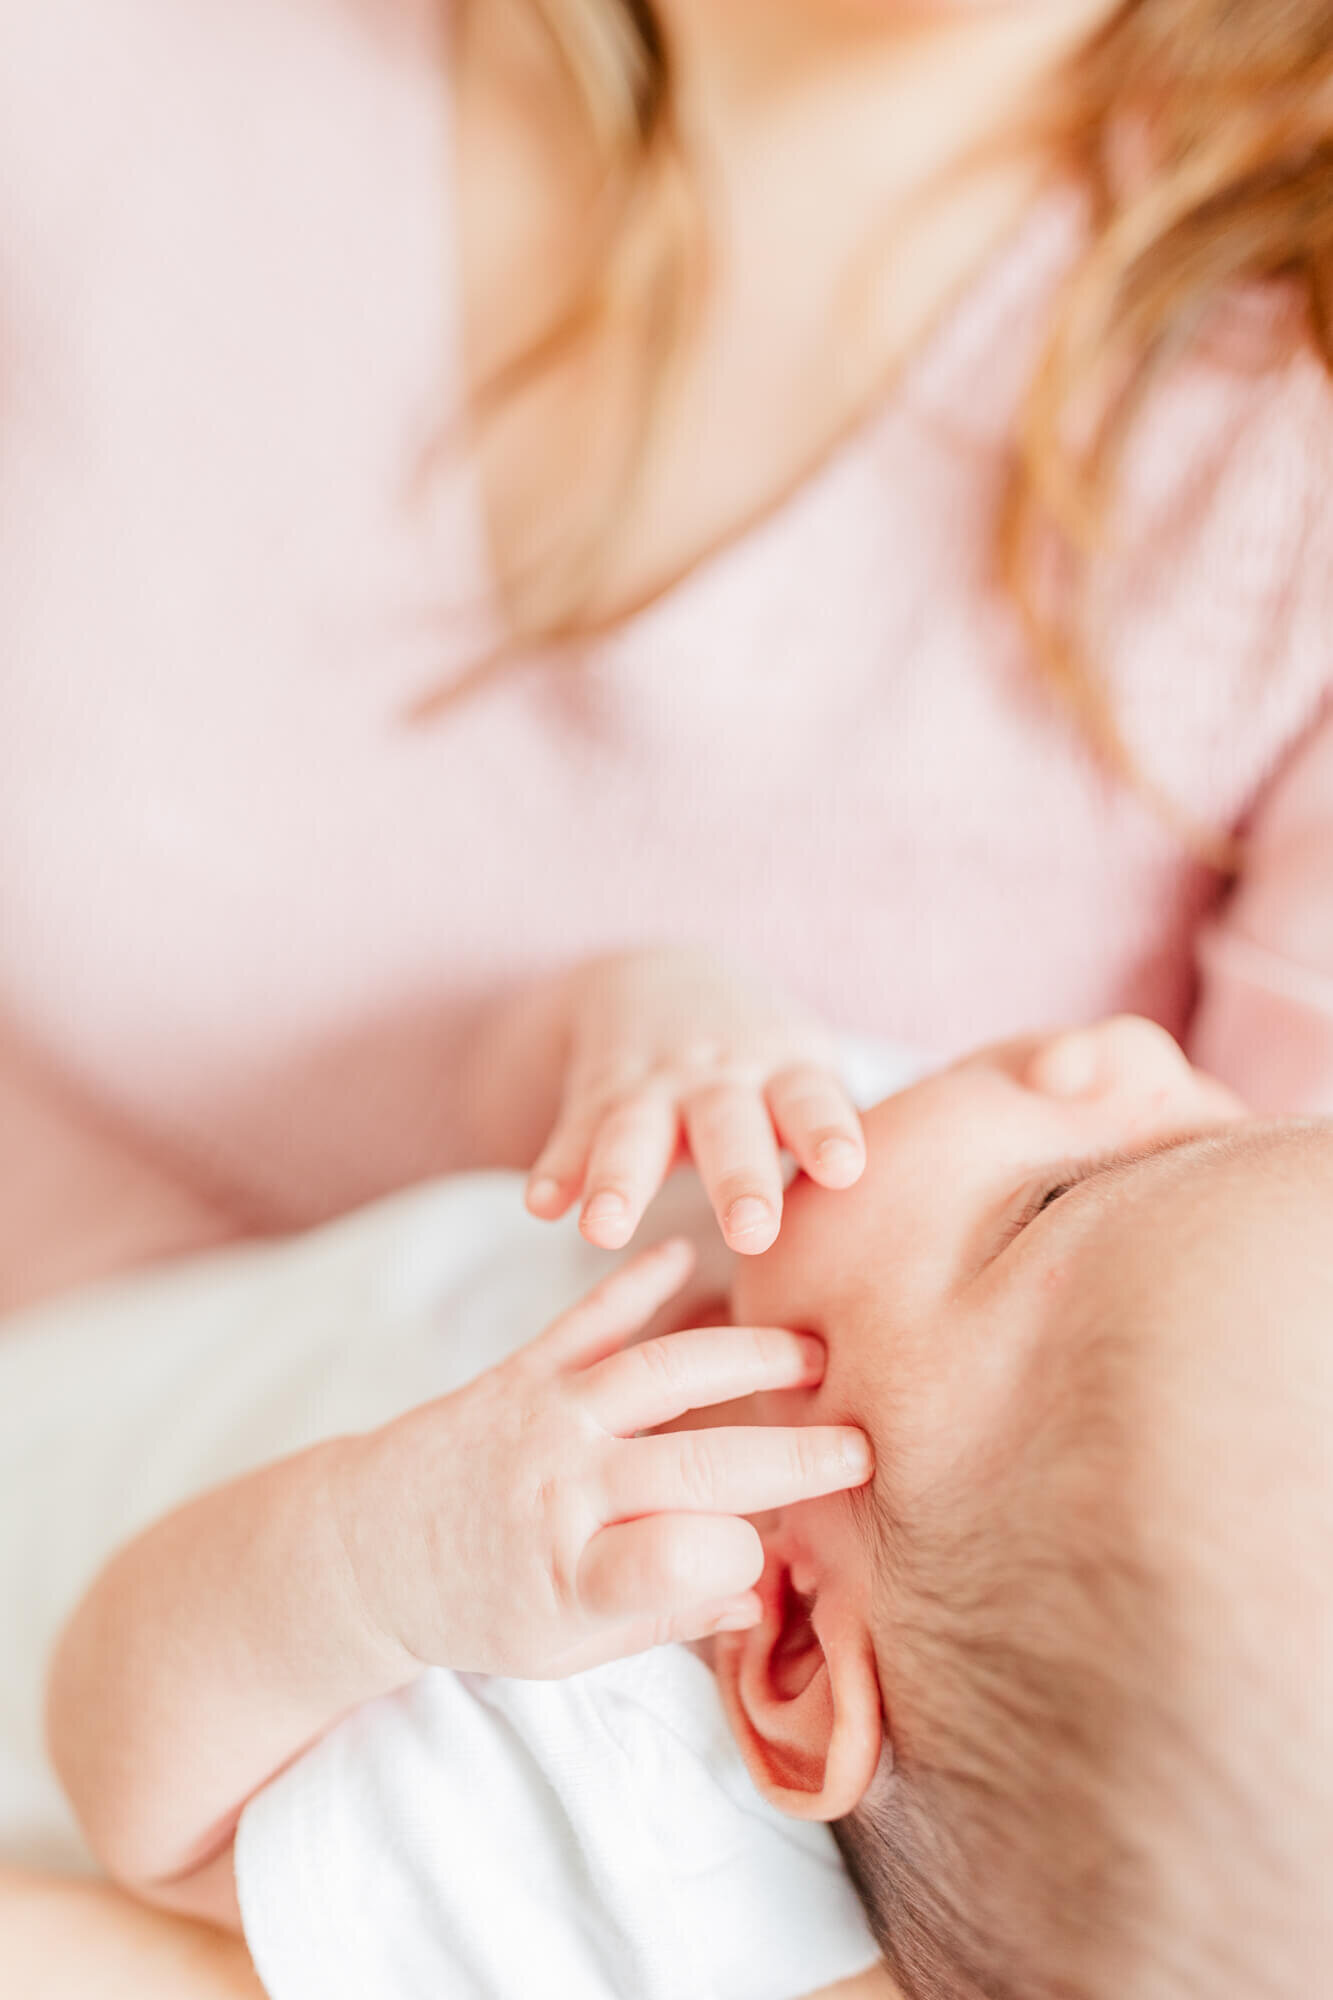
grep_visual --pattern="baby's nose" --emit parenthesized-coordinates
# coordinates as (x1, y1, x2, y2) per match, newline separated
(1025, 1016, 1190, 1101)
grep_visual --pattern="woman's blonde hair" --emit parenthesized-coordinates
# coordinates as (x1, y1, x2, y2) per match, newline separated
(459, 0, 1333, 842)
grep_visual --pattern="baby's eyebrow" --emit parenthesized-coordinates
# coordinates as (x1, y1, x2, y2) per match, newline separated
(1049, 1125, 1229, 1200)
(970, 1126, 1230, 1279)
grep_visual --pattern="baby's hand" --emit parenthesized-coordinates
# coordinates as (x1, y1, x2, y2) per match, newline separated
(338, 1240, 873, 1681)
(525, 950, 865, 1253)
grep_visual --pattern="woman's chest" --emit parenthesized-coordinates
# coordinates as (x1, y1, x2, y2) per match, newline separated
(0, 2, 1307, 1224)
(0, 375, 1238, 1230)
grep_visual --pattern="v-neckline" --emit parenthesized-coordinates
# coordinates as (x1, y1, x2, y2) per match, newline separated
(436, 12, 1087, 651)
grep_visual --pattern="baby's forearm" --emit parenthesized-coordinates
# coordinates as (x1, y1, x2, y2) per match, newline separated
(0, 1867, 266, 2000)
(46, 1438, 416, 1912)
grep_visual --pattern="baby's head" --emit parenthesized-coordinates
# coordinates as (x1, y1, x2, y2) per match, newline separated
(716, 1018, 1333, 1998)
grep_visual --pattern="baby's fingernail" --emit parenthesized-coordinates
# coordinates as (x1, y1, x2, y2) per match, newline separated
(528, 1177, 561, 1209)
(583, 1191, 628, 1229)
(815, 1136, 862, 1181)
(841, 1433, 874, 1480)
(725, 1197, 773, 1242)
(715, 1603, 759, 1632)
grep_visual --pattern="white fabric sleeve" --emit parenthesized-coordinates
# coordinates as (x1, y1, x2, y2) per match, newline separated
(236, 1650, 880, 2000)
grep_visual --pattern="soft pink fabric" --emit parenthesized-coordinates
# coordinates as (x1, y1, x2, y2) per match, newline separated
(1, 1, 1331, 1300)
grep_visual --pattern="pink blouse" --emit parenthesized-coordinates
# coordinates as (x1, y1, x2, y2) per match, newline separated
(1, 0, 1331, 1305)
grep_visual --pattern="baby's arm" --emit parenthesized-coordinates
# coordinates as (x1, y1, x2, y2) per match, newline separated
(1, 1868, 266, 2000)
(47, 1434, 411, 1926)
(47, 1243, 871, 1926)
(0, 1869, 897, 2000)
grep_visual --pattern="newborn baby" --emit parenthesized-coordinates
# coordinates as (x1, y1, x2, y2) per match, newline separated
(722, 1016, 1333, 1998)
(48, 1015, 1333, 1999)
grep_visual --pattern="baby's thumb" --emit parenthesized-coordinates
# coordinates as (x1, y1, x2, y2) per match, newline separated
(578, 1514, 763, 1622)
(672, 1592, 763, 1644)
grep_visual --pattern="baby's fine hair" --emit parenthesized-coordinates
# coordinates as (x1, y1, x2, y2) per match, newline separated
(829, 1136, 1333, 2000)
(833, 1311, 1165, 2000)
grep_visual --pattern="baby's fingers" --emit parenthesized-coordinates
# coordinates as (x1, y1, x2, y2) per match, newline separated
(537, 1238, 696, 1370)
(607, 1422, 873, 1522)
(576, 1093, 680, 1249)
(681, 1085, 785, 1254)
(578, 1514, 764, 1621)
(583, 1324, 825, 1434)
(766, 1066, 865, 1189)
(526, 1104, 601, 1221)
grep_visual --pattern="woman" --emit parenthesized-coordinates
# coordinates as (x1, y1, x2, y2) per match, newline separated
(1, 0, 1330, 1313)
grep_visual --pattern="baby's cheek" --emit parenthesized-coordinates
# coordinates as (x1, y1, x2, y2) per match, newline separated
(649, 1390, 761, 1438)
(728, 1258, 785, 1329)
(639, 1286, 730, 1348)
(753, 1382, 820, 1430)
(808, 1489, 879, 1606)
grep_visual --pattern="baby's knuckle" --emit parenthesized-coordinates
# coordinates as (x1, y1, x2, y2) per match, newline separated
(529, 1471, 583, 1606)
(589, 1055, 649, 1095)
(685, 1081, 740, 1127)
(675, 1037, 724, 1074)
(547, 1537, 586, 1621)
(596, 1099, 649, 1149)
(713, 1167, 765, 1210)
(536, 1119, 579, 1158)
(637, 1335, 686, 1394)
(797, 1028, 839, 1066)
(780, 1060, 838, 1102)
(640, 1062, 697, 1105)
(770, 1070, 822, 1111)
(673, 1431, 721, 1508)
(530, 1469, 563, 1536)
(745, 1324, 790, 1372)
(566, 1080, 617, 1124)
(788, 1428, 827, 1486)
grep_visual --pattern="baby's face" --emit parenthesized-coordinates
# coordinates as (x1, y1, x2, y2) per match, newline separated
(725, 1027, 1333, 1984)
(731, 1017, 1242, 1585)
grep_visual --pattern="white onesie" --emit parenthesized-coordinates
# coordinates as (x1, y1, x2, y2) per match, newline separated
(236, 1643, 878, 2000)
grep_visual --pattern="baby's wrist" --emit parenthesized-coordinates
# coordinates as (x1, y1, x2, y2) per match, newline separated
(322, 1430, 438, 1688)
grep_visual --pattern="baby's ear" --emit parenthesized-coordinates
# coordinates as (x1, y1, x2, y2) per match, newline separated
(714, 1550, 883, 1821)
